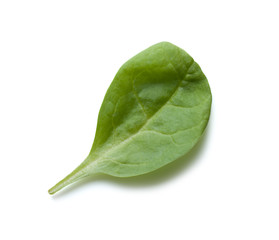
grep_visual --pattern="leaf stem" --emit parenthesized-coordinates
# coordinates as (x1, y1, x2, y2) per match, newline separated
(48, 159, 91, 195)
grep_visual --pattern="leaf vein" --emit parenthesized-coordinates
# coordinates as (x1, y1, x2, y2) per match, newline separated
(95, 59, 195, 164)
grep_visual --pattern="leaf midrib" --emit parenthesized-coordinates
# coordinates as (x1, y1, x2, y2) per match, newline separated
(93, 59, 195, 167)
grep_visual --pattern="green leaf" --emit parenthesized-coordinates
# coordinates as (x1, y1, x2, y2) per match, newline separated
(48, 42, 212, 195)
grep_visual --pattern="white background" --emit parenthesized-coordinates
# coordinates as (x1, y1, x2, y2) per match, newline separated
(0, 0, 278, 239)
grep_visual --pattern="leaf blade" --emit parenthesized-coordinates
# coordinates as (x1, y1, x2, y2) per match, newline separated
(90, 42, 211, 177)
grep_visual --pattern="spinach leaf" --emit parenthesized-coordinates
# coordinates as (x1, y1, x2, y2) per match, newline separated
(49, 42, 212, 195)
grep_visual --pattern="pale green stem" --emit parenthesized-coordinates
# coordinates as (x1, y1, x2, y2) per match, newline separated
(48, 157, 95, 195)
